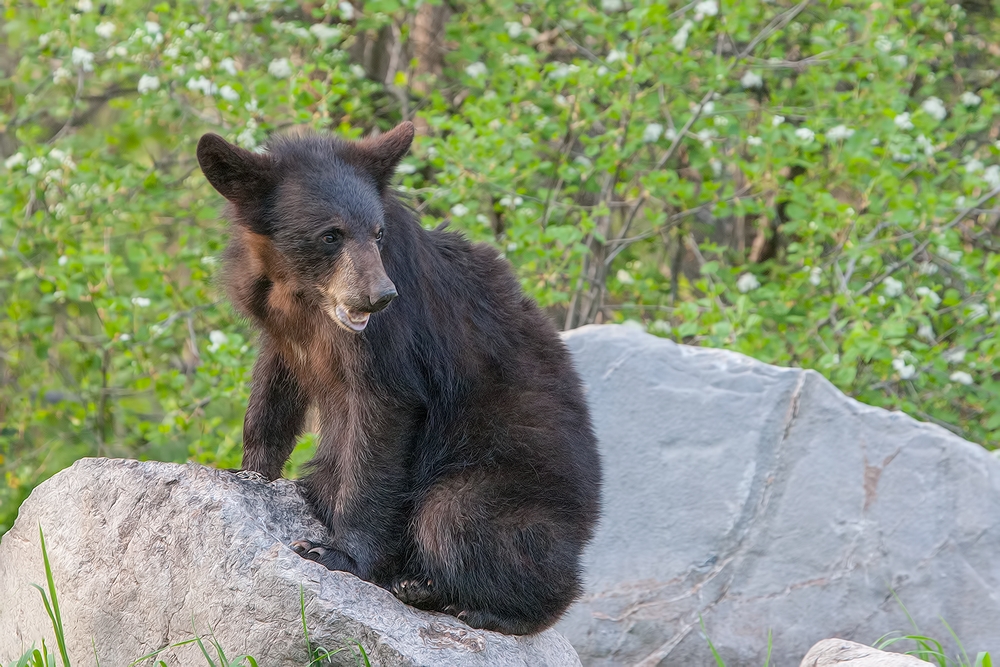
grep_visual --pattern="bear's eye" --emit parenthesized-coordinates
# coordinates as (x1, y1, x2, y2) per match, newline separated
(322, 229, 342, 245)
(375, 229, 384, 241)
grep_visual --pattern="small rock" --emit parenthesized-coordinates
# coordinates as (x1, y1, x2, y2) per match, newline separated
(800, 638, 930, 666)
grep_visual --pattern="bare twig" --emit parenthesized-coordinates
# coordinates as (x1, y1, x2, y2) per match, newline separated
(857, 185, 1000, 296)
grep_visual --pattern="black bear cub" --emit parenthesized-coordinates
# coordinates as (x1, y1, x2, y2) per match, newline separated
(197, 122, 601, 635)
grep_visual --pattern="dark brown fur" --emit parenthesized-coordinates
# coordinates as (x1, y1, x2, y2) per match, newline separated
(197, 123, 601, 635)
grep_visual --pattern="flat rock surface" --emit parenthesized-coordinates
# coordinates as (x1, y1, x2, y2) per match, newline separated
(0, 459, 581, 666)
(556, 324, 1000, 666)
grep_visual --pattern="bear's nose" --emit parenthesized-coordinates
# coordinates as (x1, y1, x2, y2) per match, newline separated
(369, 285, 397, 312)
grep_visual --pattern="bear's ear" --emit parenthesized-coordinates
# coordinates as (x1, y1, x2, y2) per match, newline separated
(197, 133, 275, 205)
(348, 121, 415, 190)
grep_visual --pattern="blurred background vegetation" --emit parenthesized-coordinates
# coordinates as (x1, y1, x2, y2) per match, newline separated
(2, 0, 1000, 534)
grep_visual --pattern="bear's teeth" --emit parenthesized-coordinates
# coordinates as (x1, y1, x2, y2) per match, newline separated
(333, 304, 370, 332)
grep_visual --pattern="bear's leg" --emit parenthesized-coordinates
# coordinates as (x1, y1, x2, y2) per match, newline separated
(401, 470, 584, 635)
(242, 343, 308, 480)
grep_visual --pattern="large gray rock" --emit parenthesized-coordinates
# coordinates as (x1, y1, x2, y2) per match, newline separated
(556, 324, 1000, 666)
(0, 459, 580, 666)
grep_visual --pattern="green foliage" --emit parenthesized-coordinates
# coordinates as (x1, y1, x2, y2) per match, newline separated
(3, 0, 1000, 536)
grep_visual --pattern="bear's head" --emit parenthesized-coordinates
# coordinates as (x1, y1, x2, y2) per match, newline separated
(196, 122, 414, 333)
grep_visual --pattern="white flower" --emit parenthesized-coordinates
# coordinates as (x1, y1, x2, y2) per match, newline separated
(664, 128, 678, 142)
(891, 54, 908, 67)
(696, 128, 716, 148)
(713, 115, 729, 128)
(499, 195, 523, 208)
(917, 322, 935, 341)
(228, 11, 248, 23)
(920, 96, 947, 121)
(642, 123, 663, 143)
(606, 49, 625, 63)
(26, 157, 43, 175)
(915, 286, 941, 305)
(747, 135, 762, 146)
(397, 163, 417, 175)
(772, 115, 785, 127)
(942, 347, 966, 363)
(740, 71, 763, 89)
(505, 22, 523, 38)
(950, 371, 974, 386)
(809, 266, 822, 286)
(736, 273, 760, 293)
(4, 153, 25, 169)
(548, 63, 579, 80)
(601, 0, 624, 11)
(95, 21, 116, 38)
(709, 158, 722, 177)
(919, 261, 938, 275)
(338, 1, 355, 21)
(137, 74, 160, 94)
(120, 333, 131, 342)
(894, 113, 914, 130)
(268, 58, 293, 78)
(616, 269, 634, 284)
(648, 320, 671, 336)
(53, 66, 74, 84)
(208, 330, 228, 352)
(219, 57, 238, 75)
(450, 203, 469, 217)
(966, 158, 984, 174)
(671, 20, 693, 51)
(71, 47, 95, 72)
(892, 357, 917, 380)
(144, 21, 161, 34)
(700, 100, 715, 115)
(795, 127, 815, 143)
(465, 61, 488, 78)
(693, 0, 718, 20)
(77, 0, 93, 10)
(219, 85, 239, 102)
(875, 35, 892, 52)
(984, 165, 1000, 188)
(882, 276, 904, 297)
(960, 91, 982, 107)
(237, 119, 258, 149)
(310, 23, 342, 41)
(58, 255, 69, 266)
(131, 296, 151, 307)
(827, 124, 854, 141)
(501, 53, 532, 66)
(186, 75, 216, 95)
(936, 245, 962, 264)
(968, 303, 989, 321)
(916, 134, 934, 156)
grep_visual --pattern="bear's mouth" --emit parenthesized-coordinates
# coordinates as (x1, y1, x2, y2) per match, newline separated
(333, 304, 370, 332)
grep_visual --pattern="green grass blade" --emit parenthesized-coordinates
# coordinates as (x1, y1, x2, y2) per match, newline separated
(37, 526, 71, 667)
(193, 635, 217, 666)
(699, 617, 727, 667)
(355, 641, 371, 667)
(300, 586, 312, 656)
(762, 629, 772, 667)
(976, 652, 992, 667)
(941, 617, 971, 666)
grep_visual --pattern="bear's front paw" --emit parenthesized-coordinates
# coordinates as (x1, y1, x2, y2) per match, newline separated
(290, 539, 357, 573)
(391, 575, 437, 607)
